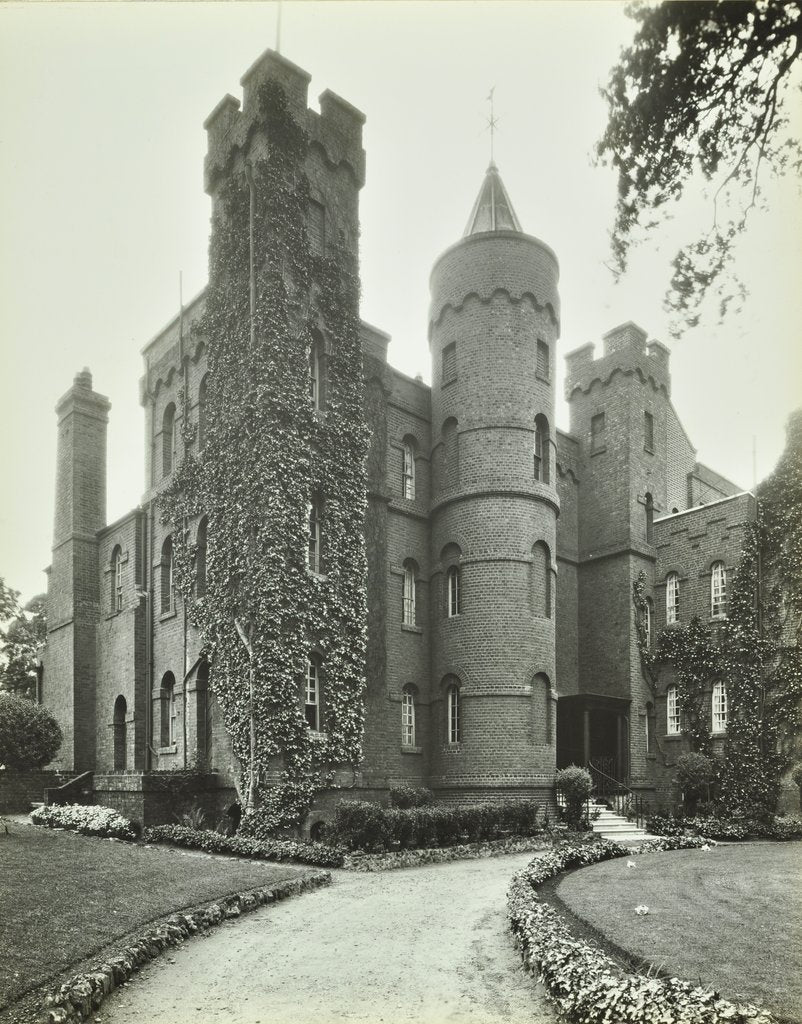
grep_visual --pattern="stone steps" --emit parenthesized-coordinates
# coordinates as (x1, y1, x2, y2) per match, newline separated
(589, 800, 655, 843)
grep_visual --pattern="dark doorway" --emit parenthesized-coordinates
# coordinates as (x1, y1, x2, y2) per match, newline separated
(113, 695, 127, 770)
(556, 693, 630, 786)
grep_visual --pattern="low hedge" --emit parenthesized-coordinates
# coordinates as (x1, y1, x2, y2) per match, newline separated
(31, 803, 136, 840)
(143, 824, 345, 867)
(647, 813, 802, 841)
(508, 838, 776, 1024)
(345, 833, 550, 872)
(332, 798, 541, 852)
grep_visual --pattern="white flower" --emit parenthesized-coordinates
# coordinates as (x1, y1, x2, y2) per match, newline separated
(701, 843, 710, 851)
(635, 905, 649, 915)
(626, 860, 636, 868)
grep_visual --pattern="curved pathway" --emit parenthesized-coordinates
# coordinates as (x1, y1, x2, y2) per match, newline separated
(101, 853, 557, 1024)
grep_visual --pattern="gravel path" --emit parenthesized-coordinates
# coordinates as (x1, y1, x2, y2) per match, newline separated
(100, 853, 557, 1024)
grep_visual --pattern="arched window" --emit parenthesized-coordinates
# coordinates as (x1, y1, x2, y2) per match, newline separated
(534, 673, 552, 744)
(196, 660, 210, 761)
(113, 695, 127, 770)
(195, 517, 208, 598)
(160, 672, 176, 747)
(645, 700, 654, 754)
(666, 684, 680, 735)
(197, 375, 208, 450)
(308, 331, 325, 411)
(402, 440, 416, 500)
(308, 498, 322, 573)
(402, 560, 417, 626)
(534, 415, 550, 484)
(645, 597, 654, 647)
(402, 686, 416, 747)
(162, 403, 176, 477)
(645, 492, 654, 544)
(531, 541, 551, 618)
(305, 656, 321, 731)
(711, 562, 727, 619)
(442, 418, 459, 490)
(111, 545, 123, 613)
(446, 566, 461, 617)
(445, 677, 461, 744)
(666, 572, 680, 625)
(160, 536, 174, 614)
(712, 681, 728, 733)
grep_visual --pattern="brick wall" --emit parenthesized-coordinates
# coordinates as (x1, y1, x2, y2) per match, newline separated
(0, 769, 67, 813)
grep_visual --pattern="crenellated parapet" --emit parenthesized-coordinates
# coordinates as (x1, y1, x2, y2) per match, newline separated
(203, 48, 365, 196)
(564, 321, 671, 400)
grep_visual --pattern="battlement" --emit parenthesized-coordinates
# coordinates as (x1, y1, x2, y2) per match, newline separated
(203, 48, 365, 195)
(564, 322, 671, 400)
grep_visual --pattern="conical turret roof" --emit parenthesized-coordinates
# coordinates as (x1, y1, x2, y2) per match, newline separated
(463, 162, 523, 236)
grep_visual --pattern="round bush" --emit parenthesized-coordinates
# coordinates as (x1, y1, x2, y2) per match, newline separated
(0, 694, 62, 768)
(555, 765, 593, 829)
(791, 762, 802, 794)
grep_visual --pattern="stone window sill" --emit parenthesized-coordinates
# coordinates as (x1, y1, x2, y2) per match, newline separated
(401, 623, 423, 635)
(535, 371, 551, 385)
(159, 609, 177, 623)
(645, 753, 657, 760)
(442, 377, 457, 389)
(104, 609, 124, 621)
(307, 569, 328, 582)
(401, 745, 422, 755)
(591, 446, 607, 456)
(663, 733, 683, 742)
(442, 743, 462, 752)
(644, 445, 654, 455)
(157, 744, 178, 755)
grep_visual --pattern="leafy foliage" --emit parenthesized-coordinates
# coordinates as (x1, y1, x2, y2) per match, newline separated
(0, 693, 61, 768)
(0, 588, 46, 698)
(31, 803, 136, 840)
(143, 823, 344, 867)
(388, 785, 434, 808)
(555, 765, 593, 828)
(646, 811, 802, 841)
(676, 752, 717, 800)
(597, 1, 802, 334)
(160, 81, 368, 829)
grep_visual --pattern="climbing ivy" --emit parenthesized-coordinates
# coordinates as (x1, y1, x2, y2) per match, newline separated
(161, 81, 368, 830)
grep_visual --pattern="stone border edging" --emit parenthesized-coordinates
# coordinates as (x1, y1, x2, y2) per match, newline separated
(37, 871, 331, 1024)
(507, 839, 777, 1024)
(344, 834, 551, 871)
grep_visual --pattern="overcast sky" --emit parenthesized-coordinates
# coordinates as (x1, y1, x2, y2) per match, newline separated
(1, 1, 800, 602)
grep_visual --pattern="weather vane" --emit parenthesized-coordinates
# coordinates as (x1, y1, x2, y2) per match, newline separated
(486, 87, 499, 164)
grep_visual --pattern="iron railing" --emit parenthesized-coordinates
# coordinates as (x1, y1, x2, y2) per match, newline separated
(588, 760, 646, 829)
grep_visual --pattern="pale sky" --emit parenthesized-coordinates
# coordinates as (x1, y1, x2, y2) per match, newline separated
(1, 1, 800, 602)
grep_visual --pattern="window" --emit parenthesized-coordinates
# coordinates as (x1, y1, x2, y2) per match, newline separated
(711, 562, 727, 619)
(644, 411, 654, 452)
(111, 546, 123, 613)
(305, 657, 321, 731)
(113, 695, 127, 770)
(308, 498, 322, 573)
(160, 672, 176, 747)
(442, 342, 457, 385)
(645, 492, 654, 544)
(712, 681, 727, 733)
(534, 415, 550, 484)
(666, 684, 680, 735)
(442, 418, 459, 490)
(198, 375, 208, 450)
(591, 412, 606, 453)
(645, 701, 654, 754)
(531, 541, 551, 618)
(446, 680, 461, 743)
(666, 572, 680, 625)
(645, 597, 654, 648)
(402, 442, 416, 499)
(536, 339, 550, 381)
(308, 332, 325, 411)
(402, 561, 416, 626)
(447, 565, 461, 617)
(162, 403, 176, 477)
(402, 687, 416, 747)
(196, 660, 210, 761)
(308, 199, 326, 255)
(160, 536, 174, 614)
(195, 517, 208, 598)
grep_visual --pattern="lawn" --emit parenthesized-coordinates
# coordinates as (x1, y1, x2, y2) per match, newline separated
(0, 821, 304, 1014)
(554, 841, 802, 1022)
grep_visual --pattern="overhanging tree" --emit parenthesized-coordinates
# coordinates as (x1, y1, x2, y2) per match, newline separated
(0, 588, 46, 699)
(597, 0, 802, 334)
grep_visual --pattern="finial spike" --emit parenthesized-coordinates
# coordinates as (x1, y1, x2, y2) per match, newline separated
(486, 87, 498, 165)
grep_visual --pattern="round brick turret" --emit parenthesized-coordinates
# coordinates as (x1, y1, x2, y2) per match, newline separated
(427, 165, 561, 803)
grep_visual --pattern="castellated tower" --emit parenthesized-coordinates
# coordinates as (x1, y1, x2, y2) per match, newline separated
(43, 369, 110, 771)
(428, 165, 561, 803)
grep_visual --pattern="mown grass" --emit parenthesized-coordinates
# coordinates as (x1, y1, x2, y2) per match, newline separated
(555, 841, 802, 1022)
(0, 821, 303, 1013)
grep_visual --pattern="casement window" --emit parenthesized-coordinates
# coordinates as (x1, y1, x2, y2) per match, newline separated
(666, 572, 680, 625)
(666, 684, 681, 735)
(712, 681, 727, 733)
(591, 412, 606, 453)
(644, 411, 654, 452)
(308, 199, 326, 256)
(645, 597, 654, 648)
(198, 375, 208, 450)
(442, 418, 459, 490)
(113, 695, 127, 770)
(442, 342, 457, 385)
(447, 565, 461, 617)
(536, 339, 550, 381)
(160, 536, 174, 614)
(308, 498, 322, 573)
(402, 442, 416, 499)
(711, 562, 727, 619)
(111, 546, 123, 613)
(308, 332, 325, 411)
(305, 657, 321, 731)
(645, 492, 654, 544)
(162, 403, 177, 477)
(531, 541, 551, 618)
(402, 687, 416, 747)
(446, 681, 461, 744)
(402, 562, 417, 626)
(534, 415, 550, 484)
(195, 517, 208, 598)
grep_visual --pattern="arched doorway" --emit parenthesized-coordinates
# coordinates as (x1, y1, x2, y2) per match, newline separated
(113, 695, 127, 770)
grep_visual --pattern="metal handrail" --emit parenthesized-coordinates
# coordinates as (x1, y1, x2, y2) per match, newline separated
(587, 760, 646, 830)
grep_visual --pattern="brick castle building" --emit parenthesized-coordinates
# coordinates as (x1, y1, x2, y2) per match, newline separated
(41, 49, 780, 827)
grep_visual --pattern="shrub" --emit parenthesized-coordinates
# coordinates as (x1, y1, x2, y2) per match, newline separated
(791, 762, 802, 795)
(31, 803, 136, 840)
(767, 815, 802, 840)
(0, 694, 62, 768)
(144, 823, 344, 867)
(555, 766, 592, 829)
(675, 752, 717, 812)
(331, 800, 388, 851)
(388, 786, 434, 809)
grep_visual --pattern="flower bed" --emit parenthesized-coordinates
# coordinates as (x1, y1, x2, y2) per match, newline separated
(142, 824, 344, 867)
(31, 804, 136, 841)
(508, 838, 777, 1024)
(345, 834, 551, 872)
(647, 813, 802, 842)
